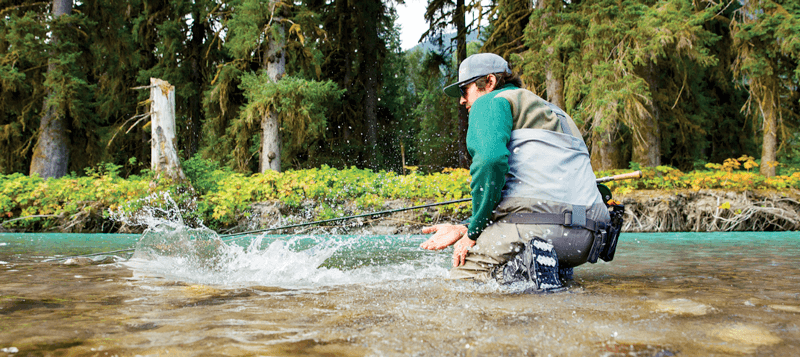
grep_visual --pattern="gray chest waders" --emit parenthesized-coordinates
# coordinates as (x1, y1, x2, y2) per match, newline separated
(503, 188, 625, 264)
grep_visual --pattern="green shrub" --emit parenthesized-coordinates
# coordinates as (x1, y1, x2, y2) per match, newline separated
(1, 159, 798, 232)
(183, 154, 233, 195)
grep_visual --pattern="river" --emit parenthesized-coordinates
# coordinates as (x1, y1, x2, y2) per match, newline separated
(1, 230, 798, 356)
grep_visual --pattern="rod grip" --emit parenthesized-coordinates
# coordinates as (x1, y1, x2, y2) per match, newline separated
(612, 170, 642, 181)
(596, 170, 642, 183)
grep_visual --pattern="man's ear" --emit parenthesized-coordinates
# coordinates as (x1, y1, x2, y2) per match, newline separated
(485, 74, 498, 92)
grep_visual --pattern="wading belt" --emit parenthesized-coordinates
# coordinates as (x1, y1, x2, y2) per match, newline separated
(502, 211, 605, 233)
(501, 206, 611, 264)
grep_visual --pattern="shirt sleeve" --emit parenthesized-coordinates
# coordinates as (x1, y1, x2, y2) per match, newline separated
(466, 93, 513, 240)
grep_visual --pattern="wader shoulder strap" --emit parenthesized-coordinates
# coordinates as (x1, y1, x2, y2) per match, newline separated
(546, 103, 573, 136)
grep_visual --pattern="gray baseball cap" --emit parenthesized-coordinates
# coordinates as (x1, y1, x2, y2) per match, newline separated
(443, 53, 512, 98)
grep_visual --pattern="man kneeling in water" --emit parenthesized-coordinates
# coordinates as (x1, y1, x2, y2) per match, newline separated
(420, 53, 611, 291)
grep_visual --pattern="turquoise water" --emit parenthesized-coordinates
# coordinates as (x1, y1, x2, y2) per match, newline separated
(0, 233, 140, 261)
(2, 231, 797, 270)
(2, 230, 798, 289)
(2, 230, 799, 356)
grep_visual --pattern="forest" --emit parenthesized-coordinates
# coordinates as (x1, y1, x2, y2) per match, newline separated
(1, 0, 799, 180)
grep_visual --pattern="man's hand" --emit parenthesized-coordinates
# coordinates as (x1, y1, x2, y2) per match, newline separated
(452, 234, 476, 267)
(420, 224, 468, 250)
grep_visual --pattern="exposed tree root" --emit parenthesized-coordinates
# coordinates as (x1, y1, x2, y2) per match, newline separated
(248, 191, 800, 235)
(4, 190, 797, 234)
(619, 189, 800, 232)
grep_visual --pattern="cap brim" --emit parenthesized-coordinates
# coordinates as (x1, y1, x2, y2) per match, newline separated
(443, 83, 461, 98)
(443, 75, 484, 98)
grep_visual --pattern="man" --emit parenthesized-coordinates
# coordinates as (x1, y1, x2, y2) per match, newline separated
(420, 53, 611, 290)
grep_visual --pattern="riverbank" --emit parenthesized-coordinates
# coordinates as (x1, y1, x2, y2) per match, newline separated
(240, 189, 800, 235)
(2, 188, 799, 235)
(2, 164, 799, 234)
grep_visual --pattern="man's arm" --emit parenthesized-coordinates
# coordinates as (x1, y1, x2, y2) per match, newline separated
(466, 94, 513, 240)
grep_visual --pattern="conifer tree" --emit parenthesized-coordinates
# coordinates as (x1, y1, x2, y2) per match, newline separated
(355, 0, 384, 168)
(131, 0, 221, 162)
(29, 0, 73, 179)
(302, 0, 393, 170)
(422, 0, 480, 167)
(731, 0, 800, 177)
(480, 0, 532, 60)
(205, 0, 342, 172)
(521, 0, 563, 107)
(375, 10, 416, 172)
(1, 1, 50, 174)
(523, 0, 722, 170)
(407, 49, 460, 171)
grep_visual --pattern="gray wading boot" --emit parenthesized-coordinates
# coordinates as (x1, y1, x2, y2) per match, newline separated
(493, 238, 564, 292)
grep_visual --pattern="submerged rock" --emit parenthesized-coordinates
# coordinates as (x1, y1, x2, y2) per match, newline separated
(768, 304, 800, 313)
(649, 298, 713, 316)
(705, 323, 782, 354)
(712, 324, 781, 345)
(63, 257, 94, 266)
(62, 256, 116, 266)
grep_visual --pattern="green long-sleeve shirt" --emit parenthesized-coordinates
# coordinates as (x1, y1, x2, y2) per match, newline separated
(465, 85, 515, 240)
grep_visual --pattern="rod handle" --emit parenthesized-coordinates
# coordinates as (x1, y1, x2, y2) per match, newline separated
(596, 170, 642, 183)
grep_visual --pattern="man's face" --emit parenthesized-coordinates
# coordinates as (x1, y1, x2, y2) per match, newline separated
(459, 82, 483, 112)
(458, 76, 494, 112)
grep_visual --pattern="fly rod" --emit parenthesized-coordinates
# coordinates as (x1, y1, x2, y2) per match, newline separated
(42, 197, 472, 262)
(219, 197, 472, 238)
(43, 171, 642, 262)
(222, 171, 642, 238)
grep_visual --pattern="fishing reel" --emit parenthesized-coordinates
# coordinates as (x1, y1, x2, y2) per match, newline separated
(595, 184, 625, 262)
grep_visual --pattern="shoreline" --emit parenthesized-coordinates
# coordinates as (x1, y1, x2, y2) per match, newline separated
(2, 189, 798, 235)
(241, 189, 800, 235)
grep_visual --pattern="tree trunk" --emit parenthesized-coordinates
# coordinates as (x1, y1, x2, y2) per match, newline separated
(590, 104, 623, 171)
(631, 115, 661, 168)
(187, 5, 206, 158)
(537, 0, 565, 109)
(455, 0, 469, 167)
(759, 85, 778, 177)
(29, 0, 72, 179)
(260, 3, 286, 173)
(360, 0, 381, 168)
(544, 49, 565, 109)
(632, 63, 661, 167)
(149, 78, 187, 182)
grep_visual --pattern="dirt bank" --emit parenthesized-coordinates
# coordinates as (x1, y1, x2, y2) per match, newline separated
(4, 189, 796, 234)
(617, 189, 800, 232)
(244, 189, 800, 235)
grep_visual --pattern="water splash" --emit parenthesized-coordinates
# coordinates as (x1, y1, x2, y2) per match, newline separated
(109, 191, 455, 289)
(124, 230, 450, 289)
(109, 191, 193, 230)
